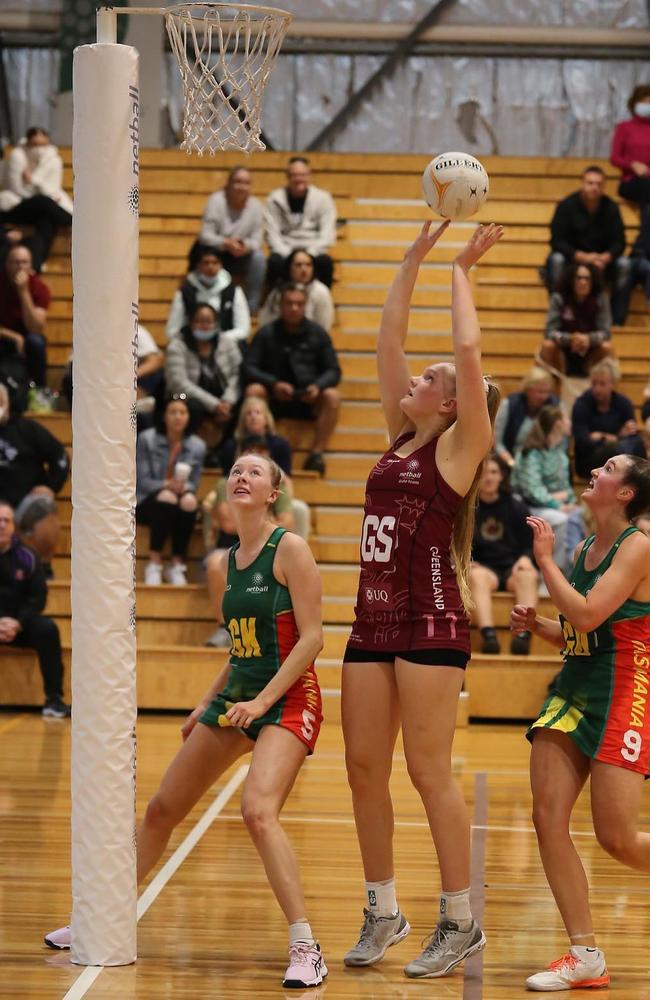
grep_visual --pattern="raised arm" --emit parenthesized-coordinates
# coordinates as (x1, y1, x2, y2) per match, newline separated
(377, 219, 450, 442)
(528, 516, 650, 632)
(444, 224, 504, 463)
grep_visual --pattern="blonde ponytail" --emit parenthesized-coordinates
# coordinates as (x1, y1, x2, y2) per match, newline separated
(450, 380, 502, 613)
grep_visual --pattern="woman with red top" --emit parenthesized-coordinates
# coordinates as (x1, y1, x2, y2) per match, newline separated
(341, 220, 502, 980)
(611, 84, 650, 208)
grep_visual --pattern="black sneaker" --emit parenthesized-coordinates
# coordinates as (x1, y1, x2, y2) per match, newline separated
(480, 629, 500, 654)
(303, 451, 326, 476)
(510, 630, 531, 655)
(42, 697, 71, 719)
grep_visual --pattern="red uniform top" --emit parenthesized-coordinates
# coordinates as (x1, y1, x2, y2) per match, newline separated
(610, 117, 650, 182)
(348, 431, 470, 653)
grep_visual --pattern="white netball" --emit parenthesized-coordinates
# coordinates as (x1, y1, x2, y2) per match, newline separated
(421, 152, 489, 221)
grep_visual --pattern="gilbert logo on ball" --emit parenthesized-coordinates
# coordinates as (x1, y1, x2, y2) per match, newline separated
(422, 152, 489, 221)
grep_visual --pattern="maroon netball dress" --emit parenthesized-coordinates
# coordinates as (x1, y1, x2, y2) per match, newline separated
(345, 431, 471, 667)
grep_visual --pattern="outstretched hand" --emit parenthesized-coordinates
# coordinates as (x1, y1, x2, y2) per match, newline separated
(526, 515, 556, 567)
(454, 223, 504, 270)
(405, 219, 450, 262)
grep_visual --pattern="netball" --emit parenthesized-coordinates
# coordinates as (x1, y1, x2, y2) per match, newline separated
(421, 152, 489, 221)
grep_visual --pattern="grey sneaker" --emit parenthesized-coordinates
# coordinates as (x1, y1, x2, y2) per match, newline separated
(404, 918, 485, 979)
(344, 908, 410, 967)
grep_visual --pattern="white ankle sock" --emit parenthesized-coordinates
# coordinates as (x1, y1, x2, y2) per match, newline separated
(571, 945, 602, 961)
(289, 919, 314, 946)
(440, 888, 472, 928)
(365, 878, 397, 917)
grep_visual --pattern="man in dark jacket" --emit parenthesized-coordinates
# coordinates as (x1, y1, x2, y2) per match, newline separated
(571, 360, 645, 479)
(243, 283, 341, 474)
(0, 501, 69, 717)
(0, 381, 69, 573)
(545, 165, 630, 324)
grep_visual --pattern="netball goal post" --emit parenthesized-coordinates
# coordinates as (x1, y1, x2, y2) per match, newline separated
(70, 2, 290, 967)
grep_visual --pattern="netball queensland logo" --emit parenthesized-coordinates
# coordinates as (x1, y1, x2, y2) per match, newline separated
(246, 571, 269, 594)
(399, 457, 422, 484)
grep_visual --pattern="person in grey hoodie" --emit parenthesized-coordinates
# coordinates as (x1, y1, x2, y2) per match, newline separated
(165, 302, 242, 434)
(166, 247, 250, 344)
(192, 166, 266, 312)
(264, 156, 337, 289)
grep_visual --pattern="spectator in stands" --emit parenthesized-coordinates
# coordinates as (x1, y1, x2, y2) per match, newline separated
(545, 165, 629, 324)
(611, 84, 650, 211)
(265, 156, 337, 289)
(572, 359, 645, 480)
(0, 244, 50, 390)
(166, 246, 250, 345)
(217, 394, 292, 475)
(0, 381, 68, 576)
(191, 166, 265, 313)
(511, 404, 584, 574)
(259, 248, 335, 332)
(540, 261, 615, 377)
(135, 323, 165, 431)
(136, 393, 206, 586)
(626, 226, 650, 316)
(0, 500, 70, 717)
(203, 434, 304, 648)
(165, 302, 242, 439)
(470, 453, 538, 656)
(0, 127, 72, 272)
(60, 323, 165, 419)
(494, 366, 559, 470)
(243, 283, 341, 475)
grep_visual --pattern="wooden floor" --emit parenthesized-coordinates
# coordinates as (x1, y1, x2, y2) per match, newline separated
(4, 699, 650, 999)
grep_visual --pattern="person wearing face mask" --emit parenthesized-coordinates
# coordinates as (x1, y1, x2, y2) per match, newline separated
(165, 247, 250, 345)
(0, 127, 72, 272)
(611, 84, 650, 211)
(165, 302, 242, 437)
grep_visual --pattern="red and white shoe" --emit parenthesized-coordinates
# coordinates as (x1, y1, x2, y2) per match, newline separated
(282, 940, 328, 988)
(44, 925, 71, 950)
(526, 947, 609, 991)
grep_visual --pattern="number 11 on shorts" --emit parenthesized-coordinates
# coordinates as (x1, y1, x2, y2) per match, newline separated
(425, 612, 458, 640)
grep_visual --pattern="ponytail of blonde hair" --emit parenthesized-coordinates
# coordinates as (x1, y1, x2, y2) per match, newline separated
(450, 380, 502, 613)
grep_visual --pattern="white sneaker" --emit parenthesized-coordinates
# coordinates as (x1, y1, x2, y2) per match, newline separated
(526, 947, 609, 991)
(282, 940, 327, 988)
(164, 563, 187, 585)
(144, 561, 163, 585)
(44, 925, 71, 949)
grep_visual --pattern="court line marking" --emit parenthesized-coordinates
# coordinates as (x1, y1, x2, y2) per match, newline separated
(465, 772, 488, 999)
(61, 763, 249, 1000)
(0, 713, 28, 736)
(212, 811, 603, 840)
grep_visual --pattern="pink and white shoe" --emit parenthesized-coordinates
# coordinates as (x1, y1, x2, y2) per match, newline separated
(282, 940, 328, 988)
(44, 925, 71, 949)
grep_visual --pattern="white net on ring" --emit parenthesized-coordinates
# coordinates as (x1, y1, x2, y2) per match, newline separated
(165, 2, 291, 155)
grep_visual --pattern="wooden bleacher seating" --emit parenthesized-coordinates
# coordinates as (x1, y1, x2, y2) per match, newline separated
(2, 151, 647, 718)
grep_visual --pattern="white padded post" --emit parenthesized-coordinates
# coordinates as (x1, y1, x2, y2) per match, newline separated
(70, 42, 139, 966)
